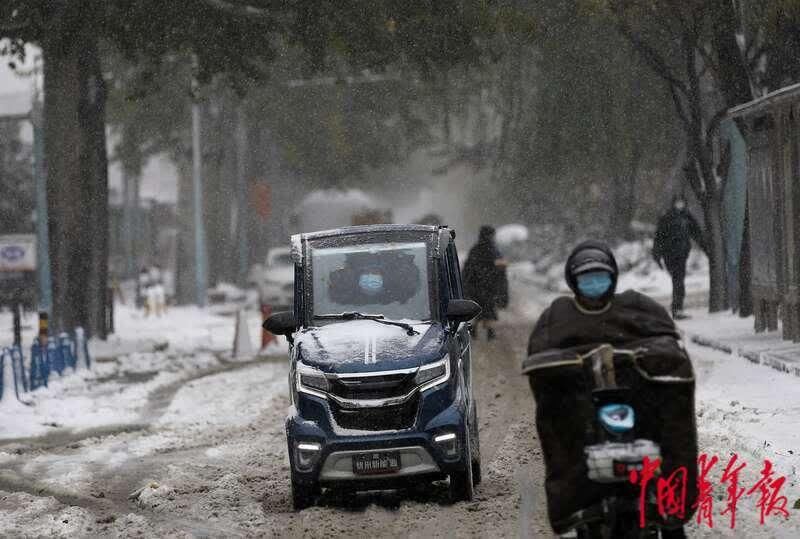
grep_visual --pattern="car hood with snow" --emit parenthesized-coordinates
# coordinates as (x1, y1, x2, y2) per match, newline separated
(293, 319, 447, 374)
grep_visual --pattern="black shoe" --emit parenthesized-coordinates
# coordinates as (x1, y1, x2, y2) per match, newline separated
(487, 327, 496, 341)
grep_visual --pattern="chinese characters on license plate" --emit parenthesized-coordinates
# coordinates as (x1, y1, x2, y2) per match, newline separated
(353, 452, 401, 475)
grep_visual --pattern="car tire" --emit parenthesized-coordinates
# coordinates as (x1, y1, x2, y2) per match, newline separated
(291, 477, 319, 511)
(470, 402, 482, 486)
(449, 432, 474, 502)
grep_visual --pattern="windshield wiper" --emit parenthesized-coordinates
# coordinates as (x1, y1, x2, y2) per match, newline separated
(314, 312, 420, 336)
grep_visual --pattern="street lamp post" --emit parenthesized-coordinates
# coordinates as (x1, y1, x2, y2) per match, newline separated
(191, 88, 208, 308)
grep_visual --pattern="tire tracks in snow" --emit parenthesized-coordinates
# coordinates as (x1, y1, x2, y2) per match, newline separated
(0, 355, 285, 517)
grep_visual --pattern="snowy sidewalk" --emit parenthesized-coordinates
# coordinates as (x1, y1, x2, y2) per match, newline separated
(679, 311, 800, 378)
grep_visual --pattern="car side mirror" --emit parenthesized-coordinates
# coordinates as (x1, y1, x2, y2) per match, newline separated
(446, 299, 481, 324)
(263, 311, 296, 339)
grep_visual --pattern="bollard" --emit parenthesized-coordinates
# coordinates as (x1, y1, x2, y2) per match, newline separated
(74, 327, 90, 370)
(233, 309, 255, 358)
(38, 311, 49, 344)
(13, 303, 22, 348)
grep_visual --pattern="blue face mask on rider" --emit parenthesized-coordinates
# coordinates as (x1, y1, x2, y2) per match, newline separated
(576, 271, 613, 299)
(358, 273, 384, 296)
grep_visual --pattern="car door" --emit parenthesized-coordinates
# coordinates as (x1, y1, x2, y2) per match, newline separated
(445, 242, 472, 405)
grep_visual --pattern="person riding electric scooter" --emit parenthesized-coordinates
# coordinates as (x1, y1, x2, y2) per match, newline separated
(525, 241, 697, 538)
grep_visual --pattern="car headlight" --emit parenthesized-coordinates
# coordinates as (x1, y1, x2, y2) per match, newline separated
(298, 369, 329, 394)
(415, 357, 450, 392)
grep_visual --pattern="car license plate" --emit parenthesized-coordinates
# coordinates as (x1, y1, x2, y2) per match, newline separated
(352, 452, 401, 475)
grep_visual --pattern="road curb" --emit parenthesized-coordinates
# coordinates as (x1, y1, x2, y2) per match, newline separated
(688, 333, 800, 378)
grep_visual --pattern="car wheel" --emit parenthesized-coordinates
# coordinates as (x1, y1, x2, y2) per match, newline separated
(470, 402, 482, 486)
(291, 477, 319, 511)
(449, 432, 474, 502)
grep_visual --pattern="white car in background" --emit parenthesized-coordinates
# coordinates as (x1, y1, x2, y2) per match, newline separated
(254, 247, 294, 311)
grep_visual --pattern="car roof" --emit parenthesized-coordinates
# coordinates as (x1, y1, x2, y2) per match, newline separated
(298, 223, 439, 241)
(290, 224, 455, 263)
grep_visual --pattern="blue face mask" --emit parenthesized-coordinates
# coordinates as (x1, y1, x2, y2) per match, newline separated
(358, 273, 384, 296)
(576, 271, 613, 299)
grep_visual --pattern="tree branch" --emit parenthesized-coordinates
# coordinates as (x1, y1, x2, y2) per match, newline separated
(669, 84, 692, 131)
(611, 14, 689, 97)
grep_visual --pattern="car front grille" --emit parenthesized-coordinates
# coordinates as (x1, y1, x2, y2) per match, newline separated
(328, 371, 417, 401)
(331, 393, 420, 431)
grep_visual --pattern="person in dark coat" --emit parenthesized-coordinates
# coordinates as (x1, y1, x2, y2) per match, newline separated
(526, 241, 689, 539)
(652, 195, 707, 319)
(463, 225, 508, 340)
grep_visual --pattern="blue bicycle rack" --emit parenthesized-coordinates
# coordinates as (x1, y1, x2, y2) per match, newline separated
(1, 346, 28, 402)
(29, 338, 50, 390)
(47, 337, 64, 376)
(59, 333, 76, 371)
(10, 345, 28, 393)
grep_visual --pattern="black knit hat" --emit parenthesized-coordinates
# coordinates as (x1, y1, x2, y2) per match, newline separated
(564, 240, 619, 299)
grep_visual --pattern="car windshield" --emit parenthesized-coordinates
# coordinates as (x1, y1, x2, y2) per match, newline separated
(310, 241, 431, 322)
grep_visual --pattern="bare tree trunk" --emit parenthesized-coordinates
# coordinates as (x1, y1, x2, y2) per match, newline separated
(43, 30, 109, 338)
(702, 193, 728, 312)
(610, 141, 641, 241)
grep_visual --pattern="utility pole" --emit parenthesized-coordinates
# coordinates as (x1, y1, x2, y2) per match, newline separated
(235, 103, 249, 286)
(191, 76, 208, 307)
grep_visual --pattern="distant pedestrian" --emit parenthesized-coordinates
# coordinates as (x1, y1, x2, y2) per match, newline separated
(463, 225, 509, 341)
(138, 266, 151, 314)
(140, 265, 166, 317)
(653, 195, 707, 320)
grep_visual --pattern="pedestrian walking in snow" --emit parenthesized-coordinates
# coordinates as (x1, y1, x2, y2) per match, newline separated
(652, 195, 707, 320)
(463, 225, 508, 341)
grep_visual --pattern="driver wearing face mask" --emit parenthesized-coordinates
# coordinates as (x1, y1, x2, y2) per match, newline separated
(527, 240, 679, 354)
(358, 271, 385, 297)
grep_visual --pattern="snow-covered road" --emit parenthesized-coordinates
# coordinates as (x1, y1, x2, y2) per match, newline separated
(1, 268, 798, 537)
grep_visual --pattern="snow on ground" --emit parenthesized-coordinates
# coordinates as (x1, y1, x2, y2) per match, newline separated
(0, 362, 286, 493)
(686, 341, 800, 537)
(0, 359, 288, 538)
(0, 304, 288, 441)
